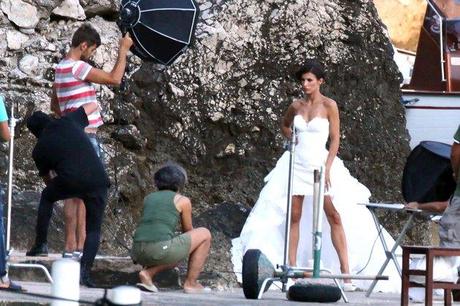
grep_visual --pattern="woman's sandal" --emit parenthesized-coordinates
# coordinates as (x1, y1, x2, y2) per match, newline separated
(136, 282, 158, 293)
(0, 279, 24, 292)
(183, 286, 212, 294)
(342, 283, 357, 292)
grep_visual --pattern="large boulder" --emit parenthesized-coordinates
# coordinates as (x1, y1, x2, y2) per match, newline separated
(51, 0, 86, 20)
(1, 0, 40, 30)
(80, 0, 118, 17)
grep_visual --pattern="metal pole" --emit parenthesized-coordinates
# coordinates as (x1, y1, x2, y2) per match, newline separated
(426, 1, 446, 82)
(3, 103, 53, 283)
(312, 171, 318, 254)
(312, 166, 325, 278)
(439, 15, 446, 82)
(312, 170, 319, 271)
(302, 273, 388, 281)
(282, 125, 296, 291)
(274, 270, 388, 281)
(6, 103, 15, 251)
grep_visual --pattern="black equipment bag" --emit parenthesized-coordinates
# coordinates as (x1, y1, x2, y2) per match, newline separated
(402, 141, 456, 203)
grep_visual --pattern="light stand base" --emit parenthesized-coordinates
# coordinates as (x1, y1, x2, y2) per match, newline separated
(8, 262, 53, 283)
(257, 265, 349, 303)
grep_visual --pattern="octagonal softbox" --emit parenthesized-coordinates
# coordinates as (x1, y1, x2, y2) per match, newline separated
(119, 0, 200, 65)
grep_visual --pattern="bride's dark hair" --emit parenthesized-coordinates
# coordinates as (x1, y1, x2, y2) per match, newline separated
(295, 59, 325, 81)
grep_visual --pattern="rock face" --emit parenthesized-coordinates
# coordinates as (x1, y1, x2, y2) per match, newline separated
(52, 0, 86, 20)
(373, 0, 426, 51)
(1, 0, 40, 29)
(0, 0, 415, 287)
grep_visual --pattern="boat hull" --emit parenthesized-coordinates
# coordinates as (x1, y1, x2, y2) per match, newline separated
(402, 90, 460, 149)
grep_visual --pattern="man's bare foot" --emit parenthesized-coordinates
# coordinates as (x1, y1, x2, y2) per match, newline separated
(0, 276, 24, 292)
(139, 270, 153, 286)
(183, 281, 203, 290)
(183, 282, 211, 294)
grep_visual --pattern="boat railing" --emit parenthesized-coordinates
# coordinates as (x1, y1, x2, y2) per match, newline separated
(426, 0, 446, 81)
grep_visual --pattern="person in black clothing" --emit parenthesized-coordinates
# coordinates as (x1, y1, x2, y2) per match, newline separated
(26, 103, 109, 287)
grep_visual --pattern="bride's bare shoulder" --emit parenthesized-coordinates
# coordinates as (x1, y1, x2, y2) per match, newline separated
(323, 97, 337, 107)
(323, 97, 338, 111)
(291, 99, 303, 106)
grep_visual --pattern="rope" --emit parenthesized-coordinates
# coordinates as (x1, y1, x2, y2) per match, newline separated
(355, 220, 384, 275)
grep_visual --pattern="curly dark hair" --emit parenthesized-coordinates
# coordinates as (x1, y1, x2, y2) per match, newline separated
(154, 162, 188, 192)
(295, 59, 325, 81)
(71, 24, 101, 48)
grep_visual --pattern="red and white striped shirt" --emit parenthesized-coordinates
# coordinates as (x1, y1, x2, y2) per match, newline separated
(54, 59, 103, 129)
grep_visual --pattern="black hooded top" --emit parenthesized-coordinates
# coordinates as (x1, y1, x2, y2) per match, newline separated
(27, 107, 109, 191)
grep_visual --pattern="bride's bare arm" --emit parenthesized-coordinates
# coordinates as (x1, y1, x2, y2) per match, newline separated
(325, 100, 340, 185)
(281, 100, 300, 138)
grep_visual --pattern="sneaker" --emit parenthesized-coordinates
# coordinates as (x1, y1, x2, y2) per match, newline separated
(80, 267, 96, 288)
(80, 276, 96, 288)
(62, 251, 73, 258)
(72, 250, 82, 260)
(26, 243, 48, 257)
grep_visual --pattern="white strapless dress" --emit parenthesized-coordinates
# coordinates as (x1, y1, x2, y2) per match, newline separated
(231, 115, 401, 292)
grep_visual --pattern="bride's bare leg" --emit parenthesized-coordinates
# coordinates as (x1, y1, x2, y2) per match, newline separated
(323, 196, 351, 283)
(289, 195, 304, 266)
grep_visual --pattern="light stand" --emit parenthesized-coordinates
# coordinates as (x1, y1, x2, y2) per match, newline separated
(5, 103, 53, 283)
(312, 167, 325, 278)
(281, 125, 296, 292)
(5, 102, 14, 252)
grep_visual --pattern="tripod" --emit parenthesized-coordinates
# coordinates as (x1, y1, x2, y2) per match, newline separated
(5, 103, 53, 283)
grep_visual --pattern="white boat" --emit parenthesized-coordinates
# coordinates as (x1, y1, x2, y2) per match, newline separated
(398, 0, 460, 149)
(403, 91, 460, 148)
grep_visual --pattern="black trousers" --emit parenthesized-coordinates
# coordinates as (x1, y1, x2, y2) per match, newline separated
(35, 178, 107, 270)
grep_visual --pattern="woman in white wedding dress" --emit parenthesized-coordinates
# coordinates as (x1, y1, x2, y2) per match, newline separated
(231, 60, 401, 292)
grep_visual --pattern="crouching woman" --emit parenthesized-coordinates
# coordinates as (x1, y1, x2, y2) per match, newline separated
(131, 163, 212, 294)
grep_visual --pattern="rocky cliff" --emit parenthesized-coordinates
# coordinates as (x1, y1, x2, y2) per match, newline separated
(1, 0, 413, 287)
(373, 0, 426, 51)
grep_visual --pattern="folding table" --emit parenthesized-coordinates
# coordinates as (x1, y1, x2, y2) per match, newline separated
(360, 203, 441, 297)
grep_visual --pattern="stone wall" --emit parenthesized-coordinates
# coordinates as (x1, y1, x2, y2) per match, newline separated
(0, 0, 414, 287)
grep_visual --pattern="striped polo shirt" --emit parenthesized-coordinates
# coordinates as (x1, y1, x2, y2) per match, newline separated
(54, 59, 103, 129)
